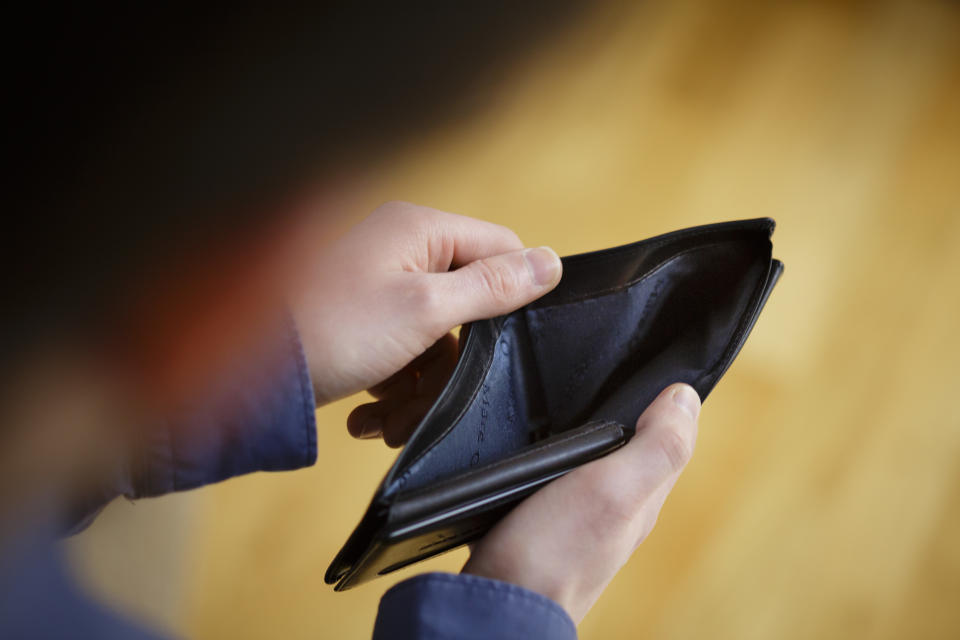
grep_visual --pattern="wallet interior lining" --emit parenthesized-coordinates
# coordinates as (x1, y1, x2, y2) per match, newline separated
(394, 237, 771, 493)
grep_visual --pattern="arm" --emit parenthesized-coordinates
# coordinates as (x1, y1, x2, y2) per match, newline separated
(63, 202, 696, 638)
(64, 198, 553, 533)
(63, 315, 317, 534)
(131, 318, 317, 498)
(1, 534, 169, 640)
(64, 199, 550, 532)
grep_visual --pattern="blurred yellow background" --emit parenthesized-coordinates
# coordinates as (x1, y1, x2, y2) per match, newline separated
(66, 1, 960, 638)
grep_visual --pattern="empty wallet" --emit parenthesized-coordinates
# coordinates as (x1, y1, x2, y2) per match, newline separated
(326, 218, 783, 590)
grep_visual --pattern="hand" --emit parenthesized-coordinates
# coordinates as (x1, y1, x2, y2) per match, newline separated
(292, 201, 562, 445)
(463, 383, 701, 624)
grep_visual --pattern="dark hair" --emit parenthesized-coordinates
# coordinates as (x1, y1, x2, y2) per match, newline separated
(5, 3, 583, 364)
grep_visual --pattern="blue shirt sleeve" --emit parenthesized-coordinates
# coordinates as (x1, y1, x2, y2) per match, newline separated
(374, 572, 578, 640)
(131, 318, 317, 498)
(44, 323, 580, 640)
(63, 316, 317, 535)
(1, 533, 167, 640)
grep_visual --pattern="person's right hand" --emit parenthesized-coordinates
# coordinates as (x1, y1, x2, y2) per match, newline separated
(463, 383, 701, 624)
(292, 202, 562, 445)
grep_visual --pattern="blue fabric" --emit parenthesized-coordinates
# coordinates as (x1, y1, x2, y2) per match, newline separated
(374, 572, 577, 640)
(61, 320, 317, 536)
(1, 531, 166, 640)
(131, 321, 318, 498)
(1, 323, 577, 639)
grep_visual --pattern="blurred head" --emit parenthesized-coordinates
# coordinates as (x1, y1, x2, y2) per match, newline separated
(1, 3, 584, 521)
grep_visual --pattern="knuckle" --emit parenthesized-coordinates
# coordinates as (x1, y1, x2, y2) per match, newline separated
(473, 259, 522, 302)
(428, 225, 457, 268)
(579, 464, 643, 533)
(631, 506, 661, 549)
(375, 200, 428, 225)
(407, 279, 454, 338)
(409, 277, 443, 317)
(654, 421, 695, 474)
(382, 430, 404, 448)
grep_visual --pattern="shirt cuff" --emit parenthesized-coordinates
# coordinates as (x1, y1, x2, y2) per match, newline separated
(132, 315, 317, 497)
(374, 572, 577, 640)
(60, 316, 317, 535)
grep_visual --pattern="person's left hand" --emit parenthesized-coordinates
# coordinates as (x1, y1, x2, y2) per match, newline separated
(292, 201, 562, 446)
(463, 383, 700, 623)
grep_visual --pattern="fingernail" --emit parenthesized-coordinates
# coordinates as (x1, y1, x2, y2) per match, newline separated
(359, 416, 382, 439)
(524, 247, 562, 287)
(672, 384, 701, 419)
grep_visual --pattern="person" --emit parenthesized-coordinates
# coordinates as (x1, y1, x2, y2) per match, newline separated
(1, 5, 700, 639)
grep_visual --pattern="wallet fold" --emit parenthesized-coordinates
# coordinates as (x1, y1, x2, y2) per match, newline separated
(326, 218, 783, 590)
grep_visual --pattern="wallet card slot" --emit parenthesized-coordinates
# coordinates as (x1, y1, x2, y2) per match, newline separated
(391, 314, 549, 493)
(386, 419, 631, 535)
(381, 317, 498, 494)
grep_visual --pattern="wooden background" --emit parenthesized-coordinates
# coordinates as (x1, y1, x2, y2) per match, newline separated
(67, 1, 960, 638)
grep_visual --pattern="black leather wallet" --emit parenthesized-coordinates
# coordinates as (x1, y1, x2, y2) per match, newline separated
(326, 218, 782, 590)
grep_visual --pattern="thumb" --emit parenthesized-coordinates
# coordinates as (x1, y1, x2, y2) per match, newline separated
(432, 247, 562, 326)
(596, 383, 700, 539)
(462, 383, 700, 623)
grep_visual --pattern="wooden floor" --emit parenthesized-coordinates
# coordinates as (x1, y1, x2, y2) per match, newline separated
(67, 1, 960, 638)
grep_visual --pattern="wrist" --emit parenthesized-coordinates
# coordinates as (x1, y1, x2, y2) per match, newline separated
(462, 557, 580, 623)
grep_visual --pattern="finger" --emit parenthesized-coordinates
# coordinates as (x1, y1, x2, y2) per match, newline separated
(366, 364, 417, 401)
(408, 337, 460, 400)
(348, 341, 458, 443)
(429, 247, 563, 327)
(383, 334, 457, 447)
(368, 333, 458, 400)
(599, 383, 700, 510)
(544, 383, 698, 548)
(414, 206, 526, 270)
(626, 382, 700, 477)
(461, 385, 700, 624)
(347, 392, 437, 445)
(379, 346, 459, 447)
(381, 395, 437, 447)
(347, 400, 389, 439)
(628, 475, 679, 551)
(356, 334, 458, 442)
(373, 202, 525, 271)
